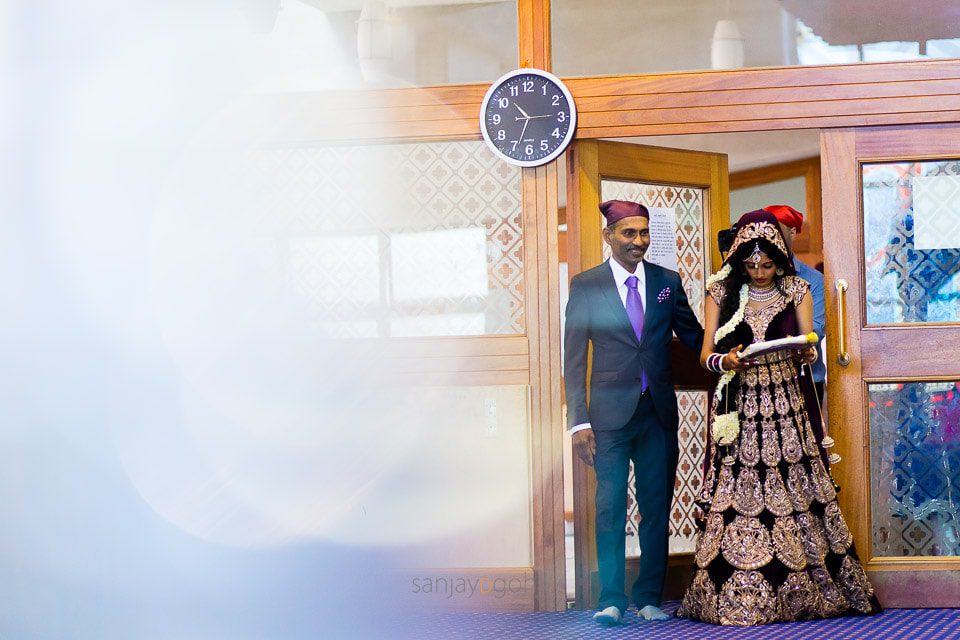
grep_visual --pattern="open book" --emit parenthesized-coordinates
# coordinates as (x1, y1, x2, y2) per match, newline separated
(737, 332, 819, 360)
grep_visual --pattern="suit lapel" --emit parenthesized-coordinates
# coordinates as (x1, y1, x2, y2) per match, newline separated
(597, 263, 640, 345)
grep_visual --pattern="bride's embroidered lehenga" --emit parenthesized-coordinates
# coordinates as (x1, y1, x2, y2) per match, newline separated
(677, 276, 882, 626)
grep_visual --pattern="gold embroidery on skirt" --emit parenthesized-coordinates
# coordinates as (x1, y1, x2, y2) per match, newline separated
(796, 511, 829, 567)
(772, 360, 787, 385)
(809, 566, 850, 617)
(711, 464, 735, 513)
(787, 463, 814, 512)
(779, 416, 804, 464)
(679, 569, 720, 623)
(739, 418, 760, 466)
(763, 468, 793, 517)
(774, 384, 791, 416)
(699, 456, 717, 504)
(801, 413, 820, 458)
(759, 388, 775, 419)
(742, 388, 760, 420)
(721, 515, 773, 570)
(823, 501, 854, 553)
(786, 373, 804, 412)
(733, 467, 764, 517)
(696, 512, 725, 567)
(743, 366, 759, 388)
(718, 570, 777, 626)
(772, 516, 808, 571)
(776, 571, 821, 621)
(810, 459, 837, 504)
(758, 362, 772, 387)
(760, 418, 782, 467)
(837, 554, 876, 613)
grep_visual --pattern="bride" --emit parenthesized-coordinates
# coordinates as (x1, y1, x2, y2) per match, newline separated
(677, 209, 881, 625)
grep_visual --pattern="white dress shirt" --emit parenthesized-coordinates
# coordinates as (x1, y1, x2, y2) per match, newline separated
(570, 259, 647, 435)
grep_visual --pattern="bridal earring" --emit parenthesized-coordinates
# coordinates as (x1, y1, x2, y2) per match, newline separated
(776, 268, 784, 276)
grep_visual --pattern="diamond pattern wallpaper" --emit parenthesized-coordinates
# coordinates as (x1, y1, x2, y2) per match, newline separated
(249, 141, 524, 338)
(869, 381, 960, 556)
(599, 179, 709, 555)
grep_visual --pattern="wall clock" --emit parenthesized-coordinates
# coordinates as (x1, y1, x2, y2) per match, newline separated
(479, 68, 577, 167)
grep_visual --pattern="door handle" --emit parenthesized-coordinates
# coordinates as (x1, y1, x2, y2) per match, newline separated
(835, 279, 851, 366)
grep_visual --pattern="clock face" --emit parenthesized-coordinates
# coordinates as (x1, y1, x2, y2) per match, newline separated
(480, 69, 577, 168)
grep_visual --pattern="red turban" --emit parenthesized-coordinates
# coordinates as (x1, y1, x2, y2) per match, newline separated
(763, 204, 804, 234)
(599, 200, 649, 226)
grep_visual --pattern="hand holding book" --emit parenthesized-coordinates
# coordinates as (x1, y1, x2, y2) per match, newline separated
(737, 332, 819, 360)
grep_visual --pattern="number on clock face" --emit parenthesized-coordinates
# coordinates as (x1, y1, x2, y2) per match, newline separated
(481, 71, 575, 167)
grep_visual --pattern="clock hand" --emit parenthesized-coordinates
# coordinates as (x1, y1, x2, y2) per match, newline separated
(517, 117, 530, 145)
(514, 104, 531, 119)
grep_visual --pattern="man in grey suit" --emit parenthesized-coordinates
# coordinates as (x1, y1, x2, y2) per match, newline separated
(564, 200, 703, 625)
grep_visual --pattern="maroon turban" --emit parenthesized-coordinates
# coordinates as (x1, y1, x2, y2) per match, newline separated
(763, 204, 804, 234)
(599, 200, 649, 226)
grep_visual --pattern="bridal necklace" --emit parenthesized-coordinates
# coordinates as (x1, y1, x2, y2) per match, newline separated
(748, 283, 779, 303)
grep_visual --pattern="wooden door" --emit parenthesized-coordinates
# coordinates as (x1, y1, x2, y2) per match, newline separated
(822, 124, 960, 607)
(565, 139, 729, 608)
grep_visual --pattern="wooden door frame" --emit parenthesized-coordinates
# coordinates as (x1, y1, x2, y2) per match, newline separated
(822, 124, 960, 607)
(244, 0, 960, 611)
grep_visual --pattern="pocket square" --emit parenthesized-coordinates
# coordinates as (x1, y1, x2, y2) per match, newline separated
(657, 287, 671, 303)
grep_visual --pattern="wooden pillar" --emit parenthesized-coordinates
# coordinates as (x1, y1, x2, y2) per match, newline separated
(518, 0, 565, 612)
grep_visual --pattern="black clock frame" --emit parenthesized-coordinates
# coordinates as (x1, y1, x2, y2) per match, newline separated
(479, 68, 577, 168)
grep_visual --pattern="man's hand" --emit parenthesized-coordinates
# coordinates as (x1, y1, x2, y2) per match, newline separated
(572, 428, 596, 466)
(795, 346, 817, 365)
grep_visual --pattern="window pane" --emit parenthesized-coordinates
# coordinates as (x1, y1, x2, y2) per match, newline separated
(252, 0, 517, 91)
(552, 0, 960, 77)
(863, 160, 960, 325)
(253, 141, 524, 338)
(869, 381, 960, 557)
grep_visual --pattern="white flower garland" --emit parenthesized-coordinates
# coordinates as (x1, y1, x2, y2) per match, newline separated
(711, 370, 739, 445)
(705, 263, 731, 289)
(705, 267, 748, 447)
(714, 283, 749, 345)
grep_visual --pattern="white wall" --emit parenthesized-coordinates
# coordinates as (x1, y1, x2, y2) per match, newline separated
(730, 175, 807, 223)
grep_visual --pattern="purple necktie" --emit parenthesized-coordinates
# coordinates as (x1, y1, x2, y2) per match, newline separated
(625, 275, 648, 392)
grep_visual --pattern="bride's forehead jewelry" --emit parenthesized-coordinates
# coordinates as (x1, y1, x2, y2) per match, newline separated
(745, 242, 764, 267)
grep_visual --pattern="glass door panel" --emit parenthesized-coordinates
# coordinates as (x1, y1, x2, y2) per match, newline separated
(868, 380, 960, 557)
(863, 160, 960, 325)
